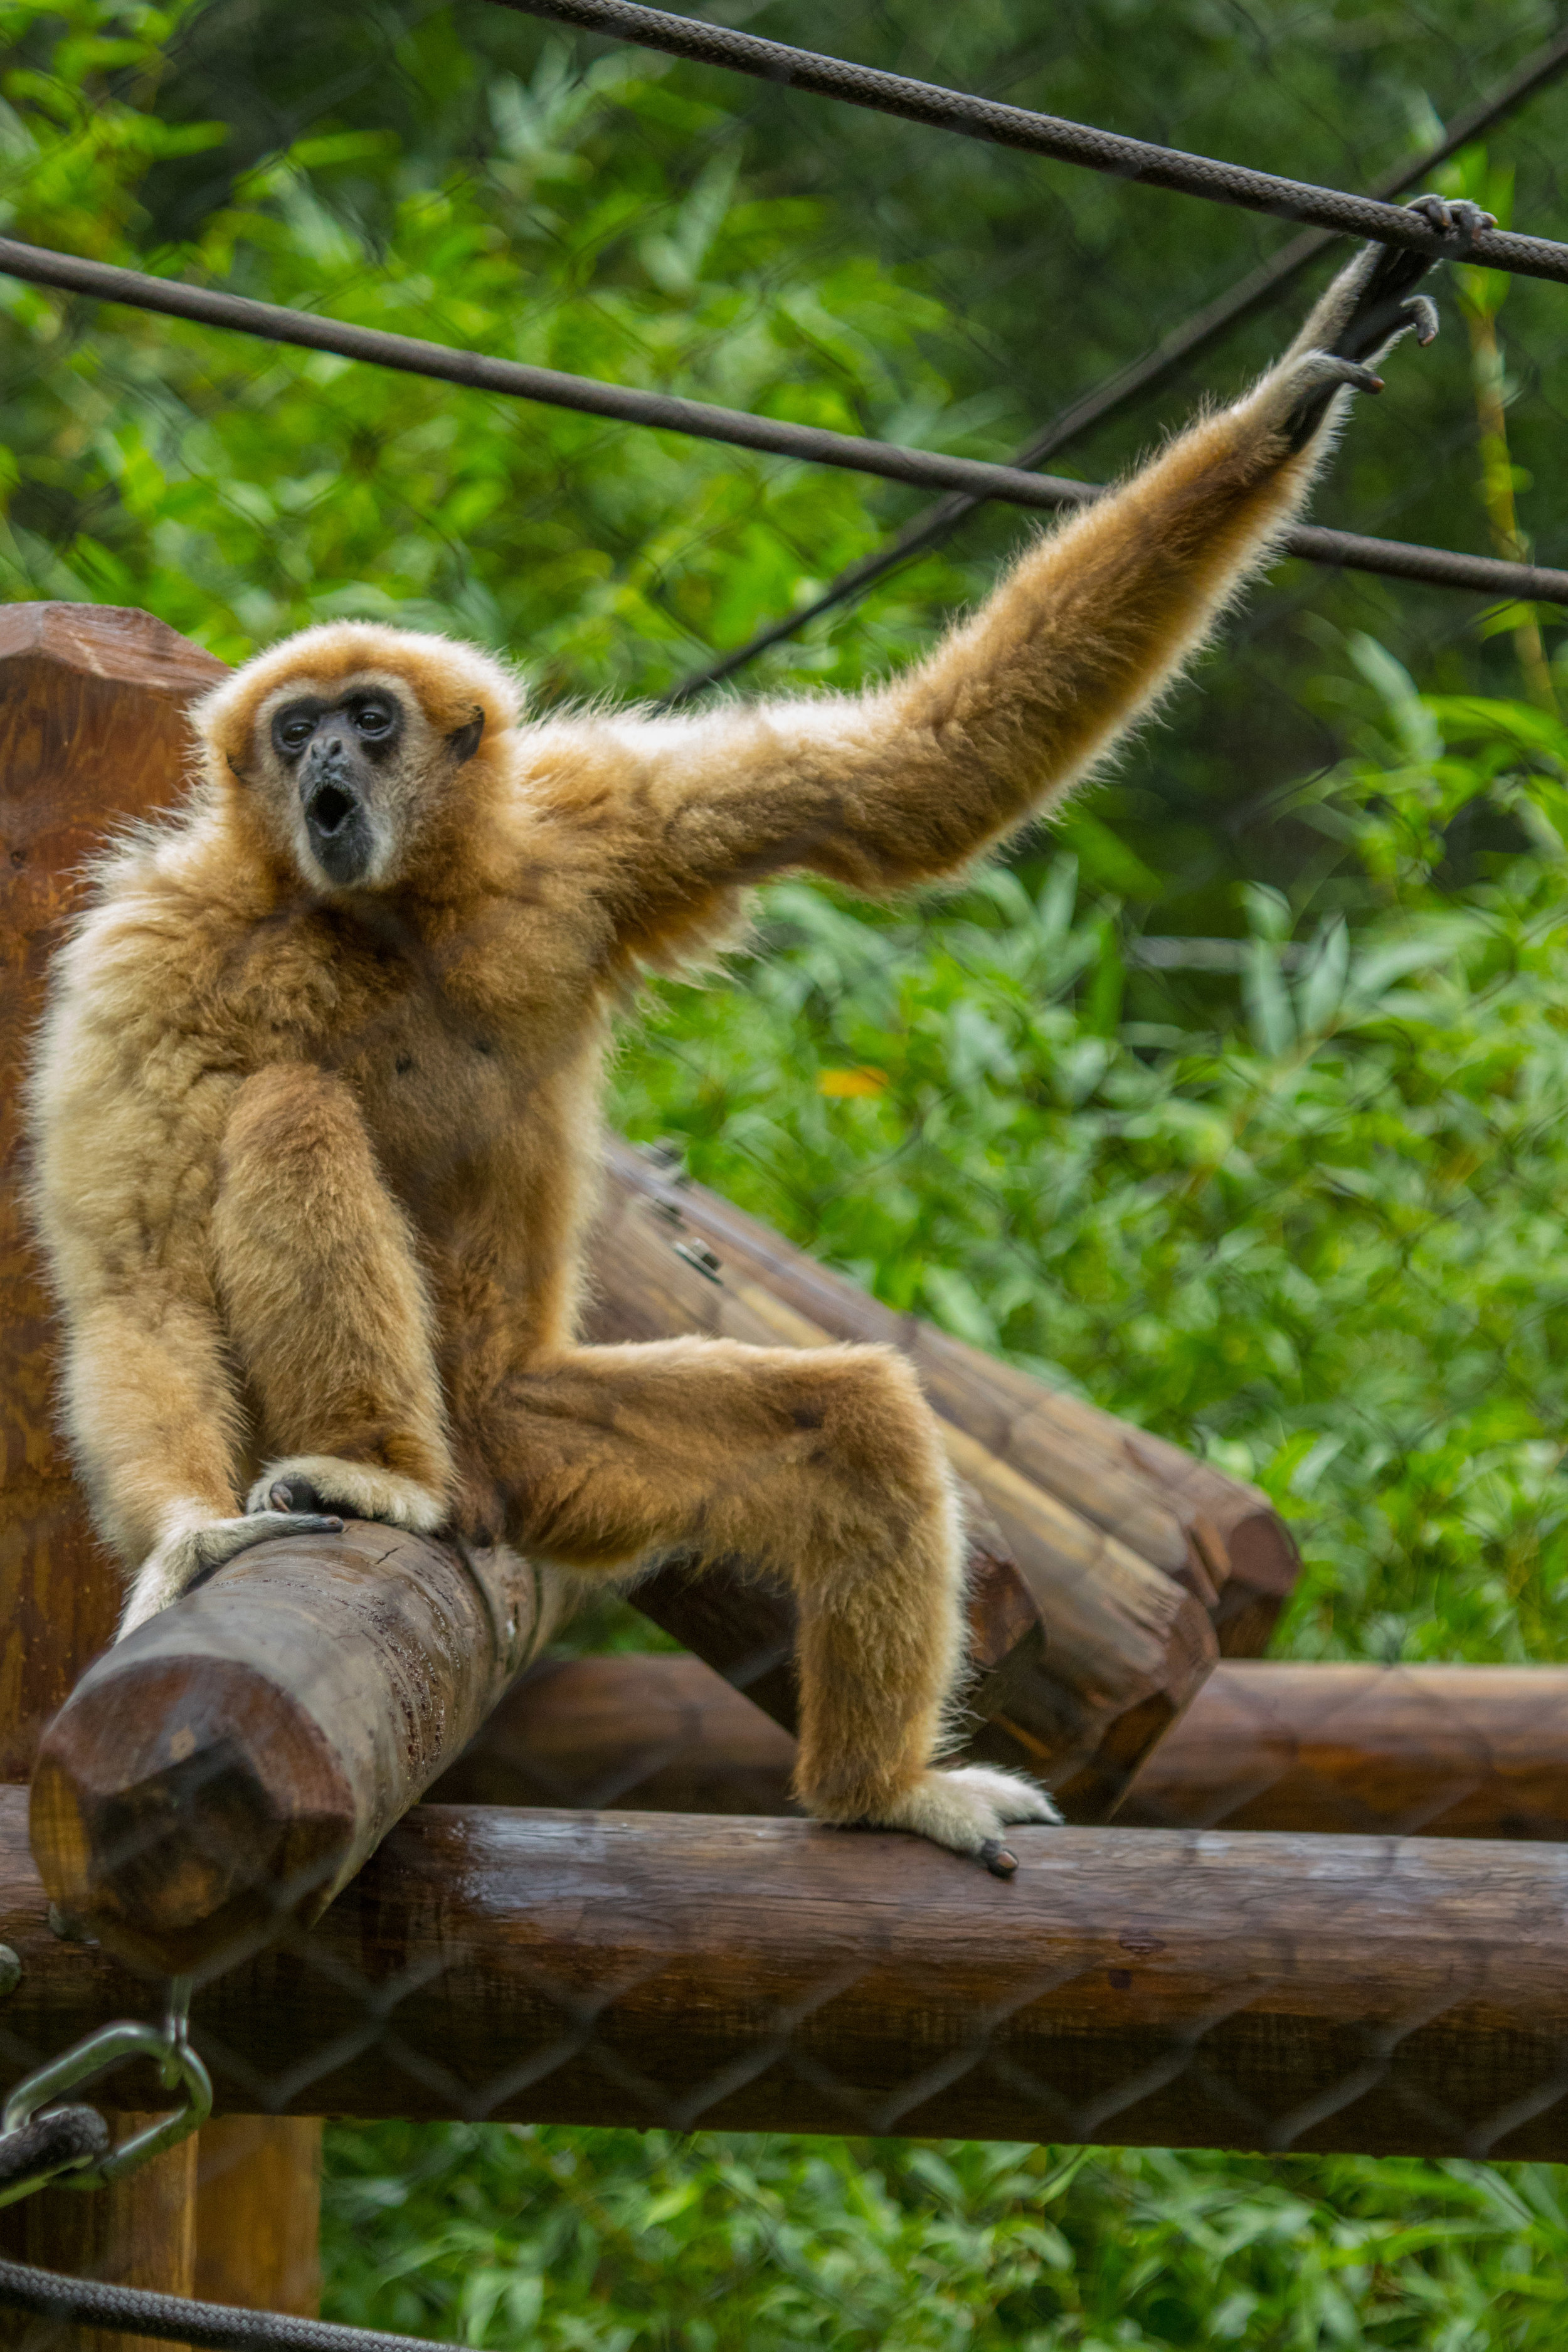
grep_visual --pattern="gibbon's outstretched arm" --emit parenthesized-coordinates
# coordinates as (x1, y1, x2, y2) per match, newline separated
(536, 199, 1481, 965)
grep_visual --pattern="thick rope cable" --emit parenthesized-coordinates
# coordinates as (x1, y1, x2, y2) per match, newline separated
(655, 25, 1568, 702)
(493, 0, 1568, 285)
(0, 2258, 460, 2352)
(3, 236, 1565, 610)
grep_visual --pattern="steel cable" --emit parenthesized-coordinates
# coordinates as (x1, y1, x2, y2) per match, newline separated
(3, 236, 1565, 612)
(493, 0, 1568, 283)
(654, 22, 1568, 700)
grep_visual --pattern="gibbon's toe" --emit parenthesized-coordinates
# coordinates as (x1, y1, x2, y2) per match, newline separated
(863, 1764, 1061, 1872)
(246, 1456, 445, 1534)
(117, 1508, 345, 1641)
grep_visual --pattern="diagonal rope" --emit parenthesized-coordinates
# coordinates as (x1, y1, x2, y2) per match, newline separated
(652, 22, 1568, 703)
(3, 238, 1565, 614)
(0, 2259, 457, 2352)
(493, 0, 1568, 281)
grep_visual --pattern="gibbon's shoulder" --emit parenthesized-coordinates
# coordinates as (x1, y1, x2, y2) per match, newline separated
(44, 800, 257, 1019)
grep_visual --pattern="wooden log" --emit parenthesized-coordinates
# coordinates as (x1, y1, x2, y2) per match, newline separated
(600, 1140, 1299, 1658)
(5, 1786, 1568, 2161)
(193, 2118, 322, 2319)
(429, 1652, 802, 1813)
(433, 1653, 1568, 1845)
(586, 1163, 1219, 1815)
(1121, 1660, 1568, 1840)
(29, 1523, 562, 1979)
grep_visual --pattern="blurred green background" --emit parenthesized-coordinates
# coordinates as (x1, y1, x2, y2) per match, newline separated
(8, 0, 1568, 2337)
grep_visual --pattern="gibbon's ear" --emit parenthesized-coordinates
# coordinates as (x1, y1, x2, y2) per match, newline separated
(447, 707, 485, 764)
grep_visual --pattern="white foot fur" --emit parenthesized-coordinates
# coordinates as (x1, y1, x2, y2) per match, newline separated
(865, 1765, 1062, 1875)
(246, 1455, 445, 1534)
(118, 1509, 343, 1640)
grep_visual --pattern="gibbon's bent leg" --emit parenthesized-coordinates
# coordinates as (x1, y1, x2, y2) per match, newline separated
(489, 1337, 1061, 1870)
(211, 1065, 455, 1536)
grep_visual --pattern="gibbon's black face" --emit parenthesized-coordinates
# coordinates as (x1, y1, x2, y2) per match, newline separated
(272, 689, 405, 887)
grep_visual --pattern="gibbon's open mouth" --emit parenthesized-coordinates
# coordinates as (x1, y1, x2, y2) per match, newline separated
(307, 782, 357, 838)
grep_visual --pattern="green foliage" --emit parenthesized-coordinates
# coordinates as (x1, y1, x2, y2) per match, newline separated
(611, 680, 1568, 1664)
(0, 1, 975, 686)
(322, 2126, 1568, 2348)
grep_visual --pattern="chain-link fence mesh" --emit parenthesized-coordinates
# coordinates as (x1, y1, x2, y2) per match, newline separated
(8, 0, 1568, 2344)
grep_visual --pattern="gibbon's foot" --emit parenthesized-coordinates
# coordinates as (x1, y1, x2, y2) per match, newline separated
(854, 1765, 1062, 1877)
(246, 1454, 447, 1535)
(117, 1508, 344, 1640)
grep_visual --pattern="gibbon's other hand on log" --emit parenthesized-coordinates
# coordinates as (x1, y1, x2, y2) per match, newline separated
(27, 200, 1470, 1872)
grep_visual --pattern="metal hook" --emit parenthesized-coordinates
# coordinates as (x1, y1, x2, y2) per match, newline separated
(0, 1979, 211, 2199)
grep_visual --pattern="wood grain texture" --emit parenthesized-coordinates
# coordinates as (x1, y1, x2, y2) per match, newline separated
(3, 1787, 1568, 2159)
(435, 1653, 1568, 1845)
(193, 2118, 321, 2318)
(1122, 1660, 1568, 1838)
(29, 1521, 561, 1976)
(0, 605, 226, 1781)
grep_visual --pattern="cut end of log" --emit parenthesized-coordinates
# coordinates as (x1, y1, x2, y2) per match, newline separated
(31, 1649, 355, 1979)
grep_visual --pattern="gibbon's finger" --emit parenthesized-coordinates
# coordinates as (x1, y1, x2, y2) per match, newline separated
(1406, 192, 1498, 246)
(1404, 294, 1441, 347)
(980, 1840, 1019, 1878)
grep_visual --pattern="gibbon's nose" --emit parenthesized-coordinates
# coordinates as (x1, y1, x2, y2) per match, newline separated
(301, 734, 362, 837)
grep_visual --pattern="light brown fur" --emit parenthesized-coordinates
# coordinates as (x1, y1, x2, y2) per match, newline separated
(26, 236, 1434, 1863)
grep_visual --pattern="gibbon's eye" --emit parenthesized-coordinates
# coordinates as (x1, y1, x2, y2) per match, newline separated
(272, 706, 319, 759)
(354, 700, 396, 741)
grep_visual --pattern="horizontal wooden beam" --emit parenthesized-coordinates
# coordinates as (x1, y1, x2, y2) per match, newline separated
(1121, 1660, 1568, 1839)
(3, 1788, 1566, 2158)
(433, 1654, 1568, 1843)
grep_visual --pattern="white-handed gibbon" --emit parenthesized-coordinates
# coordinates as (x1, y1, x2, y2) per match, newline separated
(28, 200, 1478, 1870)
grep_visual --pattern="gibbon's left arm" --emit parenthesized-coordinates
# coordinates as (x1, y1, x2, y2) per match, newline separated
(535, 201, 1480, 962)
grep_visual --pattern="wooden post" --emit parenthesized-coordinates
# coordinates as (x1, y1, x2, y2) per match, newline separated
(0, 2122, 196, 2352)
(433, 1651, 1568, 1845)
(193, 2119, 322, 2319)
(6, 1786, 1568, 2161)
(0, 606, 334, 2336)
(0, 604, 225, 1779)
(0, 606, 228, 2349)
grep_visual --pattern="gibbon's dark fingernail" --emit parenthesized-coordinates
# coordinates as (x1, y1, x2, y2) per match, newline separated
(980, 1840, 1019, 1878)
(326, 1518, 344, 1533)
(267, 1481, 292, 1512)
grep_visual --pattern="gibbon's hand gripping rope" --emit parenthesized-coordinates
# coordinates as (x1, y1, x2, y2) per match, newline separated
(2, 235, 1567, 608)
(651, 20, 1568, 699)
(495, 0, 1568, 284)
